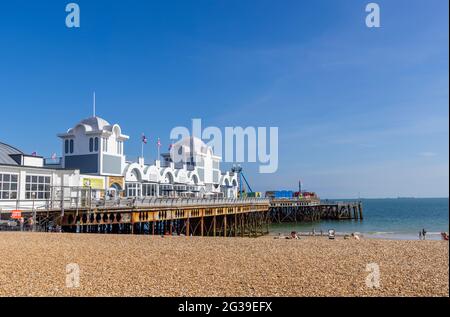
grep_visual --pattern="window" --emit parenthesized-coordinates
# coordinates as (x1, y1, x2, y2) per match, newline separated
(0, 173, 18, 200)
(103, 138, 108, 152)
(94, 137, 99, 152)
(89, 138, 94, 152)
(125, 183, 141, 197)
(25, 175, 51, 199)
(116, 140, 122, 154)
(197, 167, 204, 181)
(142, 183, 158, 197)
(213, 170, 220, 184)
(69, 140, 74, 153)
(64, 140, 69, 154)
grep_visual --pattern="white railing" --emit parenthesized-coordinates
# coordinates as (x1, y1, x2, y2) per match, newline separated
(96, 197, 270, 208)
(0, 197, 270, 213)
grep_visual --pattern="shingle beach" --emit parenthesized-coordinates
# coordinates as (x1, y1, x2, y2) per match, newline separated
(0, 232, 447, 297)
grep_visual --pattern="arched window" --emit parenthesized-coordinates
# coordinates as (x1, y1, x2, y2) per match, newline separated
(64, 140, 69, 154)
(69, 140, 74, 153)
(89, 138, 93, 152)
(94, 137, 99, 152)
(116, 140, 122, 154)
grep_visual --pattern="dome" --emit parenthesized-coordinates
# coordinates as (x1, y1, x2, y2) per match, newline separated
(58, 116, 129, 140)
(172, 136, 211, 156)
(0, 142, 23, 165)
(78, 116, 111, 132)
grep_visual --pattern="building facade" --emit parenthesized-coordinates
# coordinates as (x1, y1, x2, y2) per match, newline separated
(0, 116, 238, 212)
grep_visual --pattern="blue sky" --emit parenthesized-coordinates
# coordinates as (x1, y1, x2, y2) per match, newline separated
(0, 0, 448, 198)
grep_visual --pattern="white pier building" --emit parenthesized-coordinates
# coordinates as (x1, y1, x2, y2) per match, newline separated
(0, 116, 238, 212)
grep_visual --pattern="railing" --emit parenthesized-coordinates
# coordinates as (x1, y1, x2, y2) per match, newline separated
(97, 197, 270, 209)
(186, 185, 200, 192)
(1, 196, 270, 214)
(43, 157, 62, 165)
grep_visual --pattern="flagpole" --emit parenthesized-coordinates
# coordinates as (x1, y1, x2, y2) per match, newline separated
(93, 91, 96, 117)
(157, 138, 160, 160)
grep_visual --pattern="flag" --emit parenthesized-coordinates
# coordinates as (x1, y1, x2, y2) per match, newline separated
(157, 138, 161, 147)
(51, 153, 57, 161)
(142, 134, 148, 144)
(168, 143, 173, 151)
(31, 152, 37, 157)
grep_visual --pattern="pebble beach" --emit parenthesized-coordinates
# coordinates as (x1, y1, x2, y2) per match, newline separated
(0, 232, 448, 297)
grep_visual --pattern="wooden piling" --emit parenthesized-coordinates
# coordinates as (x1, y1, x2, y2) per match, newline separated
(223, 215, 227, 237)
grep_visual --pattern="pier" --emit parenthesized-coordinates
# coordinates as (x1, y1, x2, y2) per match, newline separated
(18, 197, 271, 237)
(269, 199, 363, 223)
(2, 188, 363, 236)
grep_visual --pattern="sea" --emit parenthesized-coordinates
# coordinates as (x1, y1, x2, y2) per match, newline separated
(269, 198, 449, 240)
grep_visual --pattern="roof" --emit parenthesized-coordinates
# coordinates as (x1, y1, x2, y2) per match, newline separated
(59, 116, 129, 140)
(78, 116, 111, 132)
(0, 142, 23, 165)
(172, 136, 212, 156)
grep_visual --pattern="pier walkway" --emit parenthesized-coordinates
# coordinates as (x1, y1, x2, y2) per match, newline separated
(2, 196, 363, 236)
(26, 197, 271, 237)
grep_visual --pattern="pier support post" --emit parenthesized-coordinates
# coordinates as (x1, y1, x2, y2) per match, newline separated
(234, 213, 237, 237)
(200, 216, 204, 236)
(186, 217, 190, 237)
(359, 203, 363, 220)
(223, 215, 227, 237)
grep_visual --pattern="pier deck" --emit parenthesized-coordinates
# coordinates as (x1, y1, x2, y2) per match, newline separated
(2, 197, 363, 236)
(22, 198, 271, 237)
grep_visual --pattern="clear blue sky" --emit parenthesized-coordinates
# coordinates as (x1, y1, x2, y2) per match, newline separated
(0, 0, 448, 198)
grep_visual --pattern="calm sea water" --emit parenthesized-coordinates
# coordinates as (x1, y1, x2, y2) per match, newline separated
(269, 198, 449, 240)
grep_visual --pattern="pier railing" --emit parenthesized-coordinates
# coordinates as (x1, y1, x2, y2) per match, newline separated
(95, 197, 270, 209)
(1, 197, 270, 214)
(269, 199, 363, 222)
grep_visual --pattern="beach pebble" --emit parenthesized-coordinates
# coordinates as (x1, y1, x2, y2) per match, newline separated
(0, 232, 447, 297)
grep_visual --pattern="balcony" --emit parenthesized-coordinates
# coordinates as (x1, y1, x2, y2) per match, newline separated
(187, 185, 200, 192)
(174, 184, 187, 192)
(160, 184, 173, 191)
(44, 157, 62, 166)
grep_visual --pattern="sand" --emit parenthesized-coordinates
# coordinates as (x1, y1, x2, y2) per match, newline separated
(0, 232, 448, 297)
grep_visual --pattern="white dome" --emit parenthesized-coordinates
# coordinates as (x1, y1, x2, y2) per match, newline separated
(78, 116, 111, 132)
(59, 116, 129, 140)
(172, 136, 211, 156)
